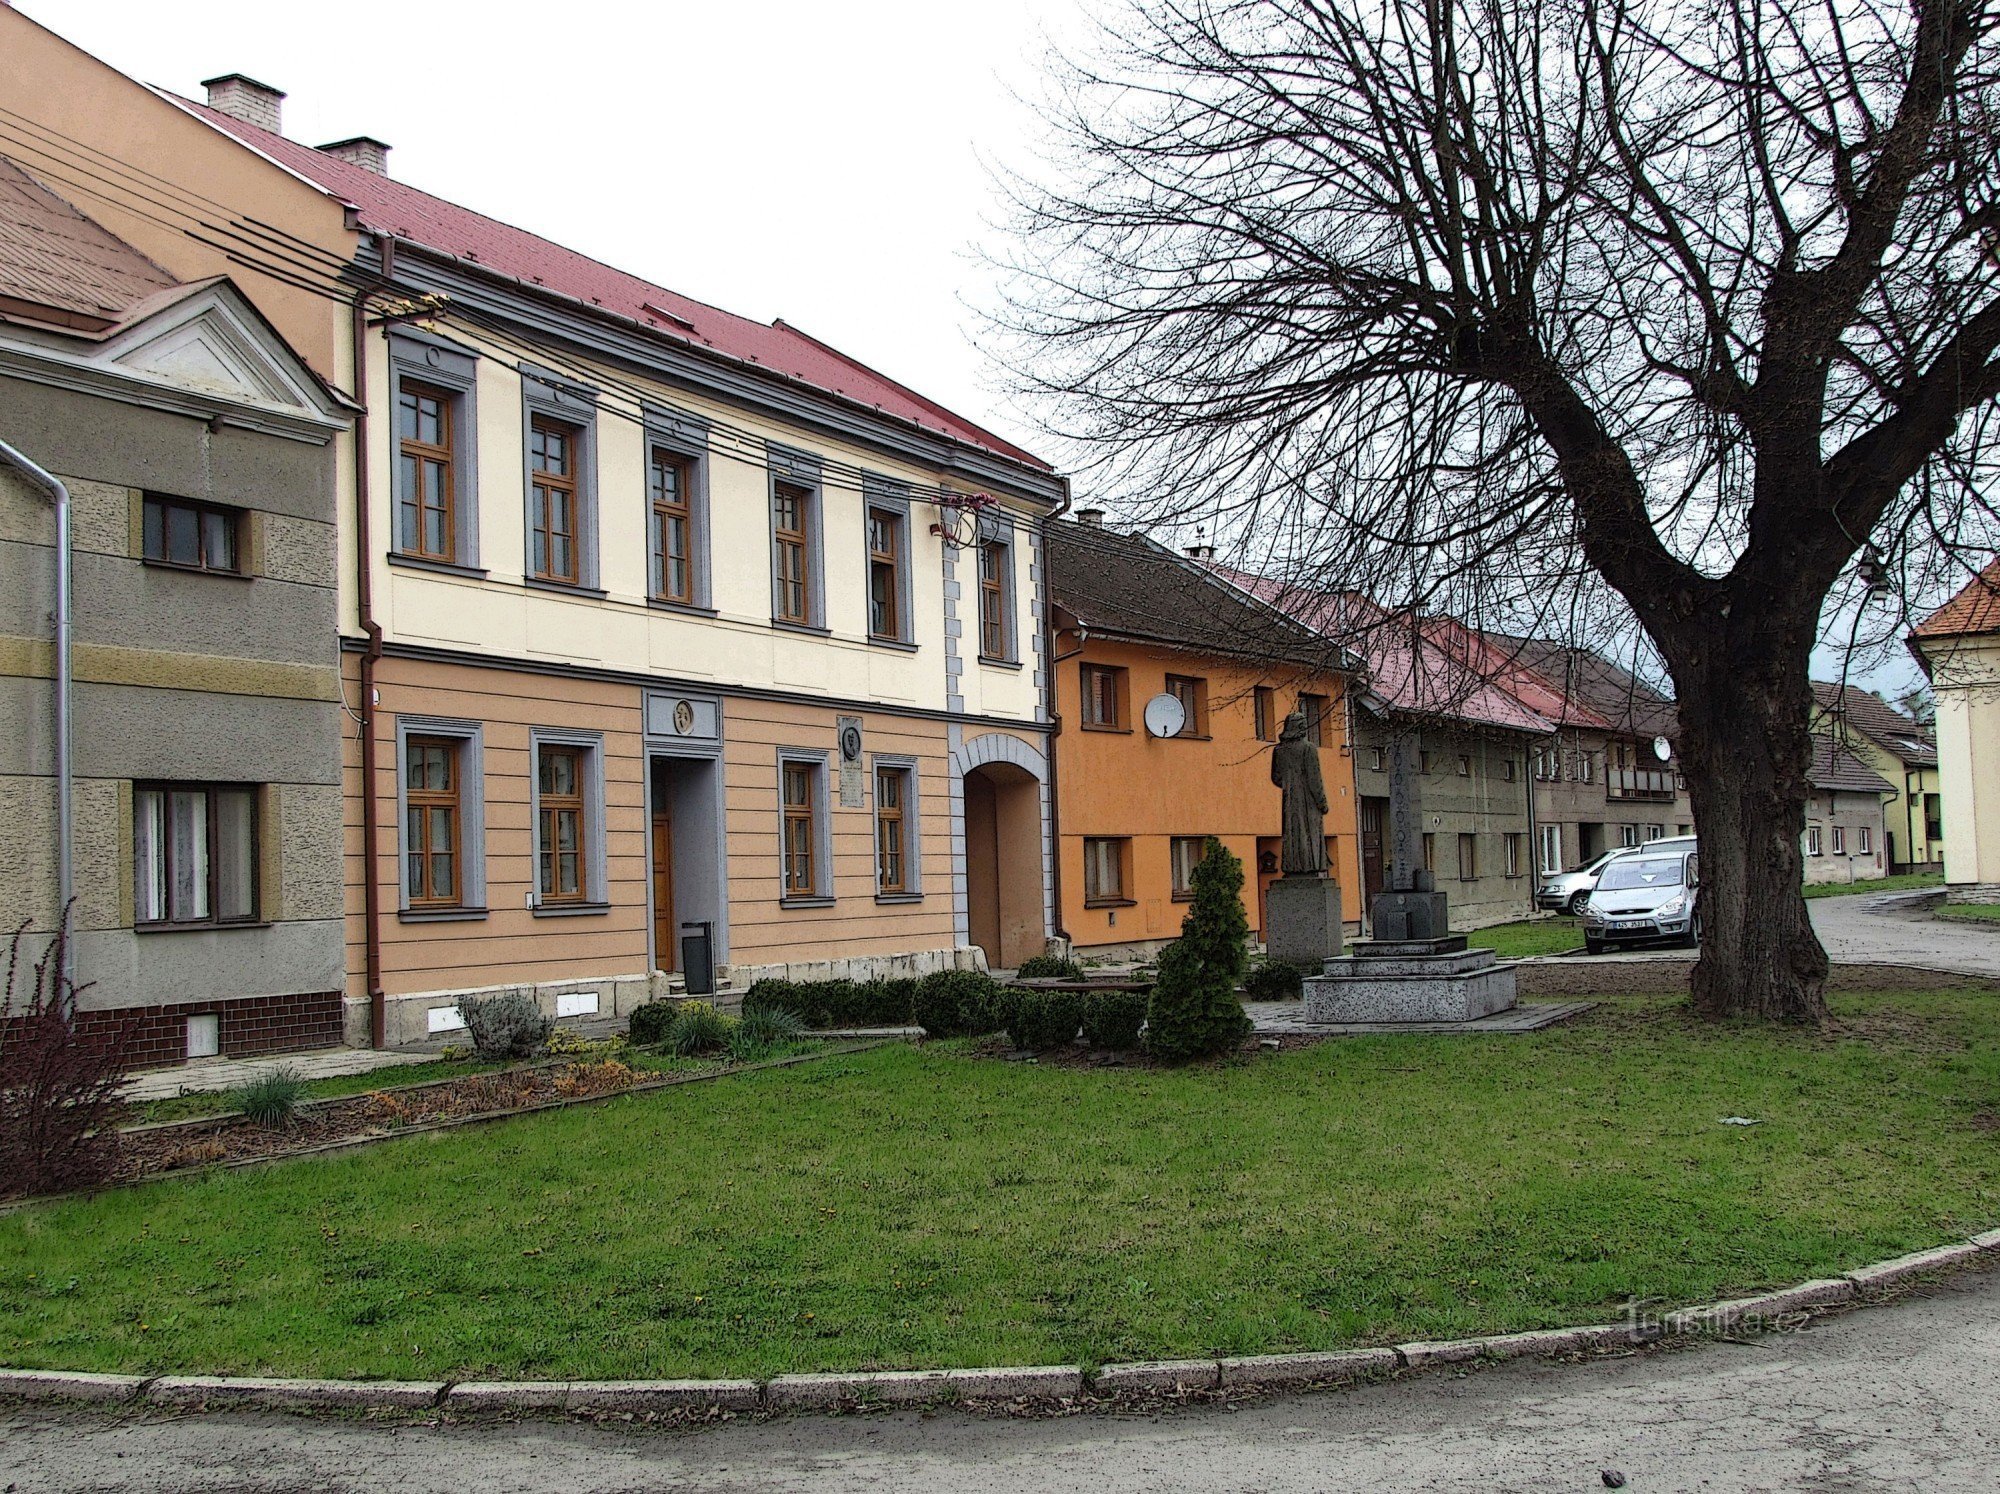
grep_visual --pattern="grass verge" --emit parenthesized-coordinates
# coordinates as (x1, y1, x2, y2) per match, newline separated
(1938, 903, 2000, 924)
(6, 989, 1997, 1382)
(1802, 872, 1946, 899)
(1469, 919, 1585, 958)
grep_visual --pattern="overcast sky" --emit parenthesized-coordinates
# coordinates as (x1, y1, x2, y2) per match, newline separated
(24, 0, 1074, 455)
(22, 0, 1931, 700)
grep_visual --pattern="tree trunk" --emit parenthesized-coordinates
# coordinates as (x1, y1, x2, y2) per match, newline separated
(1666, 624, 1830, 1025)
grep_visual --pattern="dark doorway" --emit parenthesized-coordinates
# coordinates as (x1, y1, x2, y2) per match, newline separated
(1361, 796, 1387, 898)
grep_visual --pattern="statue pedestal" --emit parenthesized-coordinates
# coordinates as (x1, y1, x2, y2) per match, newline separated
(1265, 876, 1342, 968)
(1304, 939, 1517, 1023)
(1369, 889, 1451, 942)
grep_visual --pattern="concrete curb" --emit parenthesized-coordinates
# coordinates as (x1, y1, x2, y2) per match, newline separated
(3, 1229, 1992, 1420)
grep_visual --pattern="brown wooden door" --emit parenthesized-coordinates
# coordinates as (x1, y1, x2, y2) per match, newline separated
(651, 809, 676, 972)
(1361, 797, 1386, 898)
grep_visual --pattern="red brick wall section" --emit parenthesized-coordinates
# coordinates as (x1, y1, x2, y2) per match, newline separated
(72, 992, 344, 1070)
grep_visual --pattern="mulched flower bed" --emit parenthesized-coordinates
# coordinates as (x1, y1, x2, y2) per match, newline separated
(111, 1058, 654, 1183)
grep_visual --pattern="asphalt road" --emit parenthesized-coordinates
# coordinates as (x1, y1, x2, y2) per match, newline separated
(5, 1263, 1996, 1493)
(1808, 892, 2000, 977)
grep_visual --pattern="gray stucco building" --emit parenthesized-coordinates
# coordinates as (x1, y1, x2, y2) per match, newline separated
(0, 157, 350, 1064)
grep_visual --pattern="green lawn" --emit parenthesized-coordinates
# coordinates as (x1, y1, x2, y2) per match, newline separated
(6, 990, 1998, 1383)
(1802, 872, 1945, 899)
(1469, 919, 1585, 958)
(1939, 903, 2000, 923)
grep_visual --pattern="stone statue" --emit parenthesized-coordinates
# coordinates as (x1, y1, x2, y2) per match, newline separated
(1271, 710, 1329, 876)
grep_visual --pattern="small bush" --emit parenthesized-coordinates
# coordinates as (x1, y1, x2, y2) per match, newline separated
(626, 1001, 678, 1048)
(231, 1066, 306, 1130)
(1081, 990, 1148, 1050)
(1147, 838, 1254, 1063)
(664, 1000, 733, 1057)
(1015, 954, 1086, 981)
(0, 918, 135, 1199)
(729, 1004, 808, 1061)
(457, 990, 551, 1060)
(1243, 961, 1305, 1002)
(858, 977, 920, 1026)
(913, 969, 1004, 1037)
(1004, 987, 1085, 1051)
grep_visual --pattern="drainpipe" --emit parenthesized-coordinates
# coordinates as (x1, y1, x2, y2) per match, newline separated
(354, 238, 393, 1048)
(1038, 477, 1073, 947)
(0, 438, 73, 990)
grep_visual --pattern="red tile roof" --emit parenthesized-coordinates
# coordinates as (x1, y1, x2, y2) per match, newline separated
(168, 97, 1050, 472)
(1915, 555, 2000, 639)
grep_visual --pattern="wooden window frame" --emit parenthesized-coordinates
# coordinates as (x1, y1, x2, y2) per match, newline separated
(396, 380, 457, 563)
(536, 743, 588, 905)
(1169, 835, 1207, 900)
(142, 494, 243, 576)
(1253, 686, 1276, 742)
(868, 506, 903, 642)
(1299, 693, 1331, 746)
(133, 781, 260, 928)
(1164, 674, 1209, 738)
(875, 764, 911, 896)
(978, 536, 1010, 660)
(404, 737, 463, 909)
(1083, 836, 1132, 906)
(1421, 832, 1436, 873)
(1079, 663, 1127, 731)
(1457, 753, 1472, 777)
(782, 758, 820, 897)
(529, 414, 583, 586)
(773, 479, 813, 625)
(1457, 832, 1477, 882)
(648, 444, 696, 605)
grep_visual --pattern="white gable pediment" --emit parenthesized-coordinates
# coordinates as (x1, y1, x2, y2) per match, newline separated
(97, 284, 337, 418)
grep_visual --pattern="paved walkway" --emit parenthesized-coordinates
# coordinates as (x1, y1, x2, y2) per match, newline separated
(116, 1046, 434, 1103)
(1809, 890, 2000, 977)
(6, 1265, 1995, 1491)
(1247, 999, 1595, 1035)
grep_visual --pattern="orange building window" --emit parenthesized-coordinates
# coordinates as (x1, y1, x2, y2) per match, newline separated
(1080, 663, 1126, 730)
(1165, 674, 1208, 737)
(1083, 837, 1129, 904)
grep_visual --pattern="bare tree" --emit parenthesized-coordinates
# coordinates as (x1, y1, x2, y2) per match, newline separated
(997, 0, 2000, 1022)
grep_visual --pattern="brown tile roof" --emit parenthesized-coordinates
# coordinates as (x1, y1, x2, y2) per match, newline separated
(171, 98, 1050, 472)
(1809, 681, 1937, 767)
(1809, 734, 1897, 796)
(1047, 523, 1344, 673)
(0, 156, 177, 332)
(1481, 631, 1679, 739)
(1914, 555, 2000, 640)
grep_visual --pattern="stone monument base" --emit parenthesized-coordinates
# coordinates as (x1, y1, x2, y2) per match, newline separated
(1265, 876, 1343, 968)
(1303, 939, 1517, 1024)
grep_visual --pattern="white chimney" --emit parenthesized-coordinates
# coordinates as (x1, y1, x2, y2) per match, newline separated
(1074, 508, 1105, 527)
(202, 73, 285, 135)
(318, 136, 392, 177)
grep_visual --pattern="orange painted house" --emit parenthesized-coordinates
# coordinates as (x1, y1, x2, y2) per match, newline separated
(1047, 517, 1362, 957)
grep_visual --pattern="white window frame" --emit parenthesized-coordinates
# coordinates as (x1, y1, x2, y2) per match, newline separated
(1539, 823, 1563, 875)
(1806, 823, 1824, 856)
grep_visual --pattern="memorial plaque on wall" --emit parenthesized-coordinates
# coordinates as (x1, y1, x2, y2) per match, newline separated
(837, 715, 865, 807)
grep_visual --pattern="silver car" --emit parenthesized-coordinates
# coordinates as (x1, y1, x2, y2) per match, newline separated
(1581, 847, 1701, 953)
(1536, 836, 1697, 914)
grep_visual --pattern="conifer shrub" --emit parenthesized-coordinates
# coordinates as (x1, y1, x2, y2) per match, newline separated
(1003, 987, 1086, 1051)
(1015, 954, 1086, 981)
(1243, 959, 1305, 1002)
(1081, 989, 1148, 1050)
(456, 990, 552, 1060)
(1145, 837, 1254, 1062)
(626, 1000, 678, 1048)
(913, 969, 1003, 1037)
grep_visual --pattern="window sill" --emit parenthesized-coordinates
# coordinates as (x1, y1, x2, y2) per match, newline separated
(867, 635, 920, 653)
(772, 619, 832, 638)
(978, 655, 1024, 671)
(525, 577, 608, 599)
(1084, 897, 1137, 909)
(1170, 892, 1194, 903)
(533, 900, 612, 917)
(140, 559, 252, 581)
(1166, 733, 1212, 743)
(874, 892, 923, 905)
(135, 919, 269, 934)
(388, 553, 488, 580)
(1080, 723, 1131, 735)
(780, 895, 837, 909)
(647, 597, 718, 618)
(399, 906, 489, 923)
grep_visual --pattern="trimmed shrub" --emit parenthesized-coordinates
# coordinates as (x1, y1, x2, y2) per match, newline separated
(664, 1000, 733, 1057)
(457, 990, 552, 1060)
(231, 1066, 306, 1130)
(626, 1001, 677, 1048)
(1081, 989, 1148, 1050)
(1146, 838, 1254, 1062)
(1004, 987, 1085, 1052)
(729, 1004, 808, 1061)
(742, 979, 810, 1022)
(858, 977, 920, 1026)
(913, 969, 1003, 1037)
(0, 918, 135, 1200)
(741, 977, 917, 1029)
(1015, 953, 1086, 981)
(1243, 960, 1305, 1003)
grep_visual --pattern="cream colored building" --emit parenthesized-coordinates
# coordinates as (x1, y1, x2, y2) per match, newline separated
(1913, 558, 2000, 903)
(2, 10, 1066, 1050)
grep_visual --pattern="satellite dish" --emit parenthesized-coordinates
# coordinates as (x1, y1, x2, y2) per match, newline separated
(1652, 735, 1672, 762)
(1143, 693, 1187, 739)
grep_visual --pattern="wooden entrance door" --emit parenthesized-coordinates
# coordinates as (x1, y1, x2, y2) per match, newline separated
(1360, 796, 1387, 899)
(651, 807, 675, 972)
